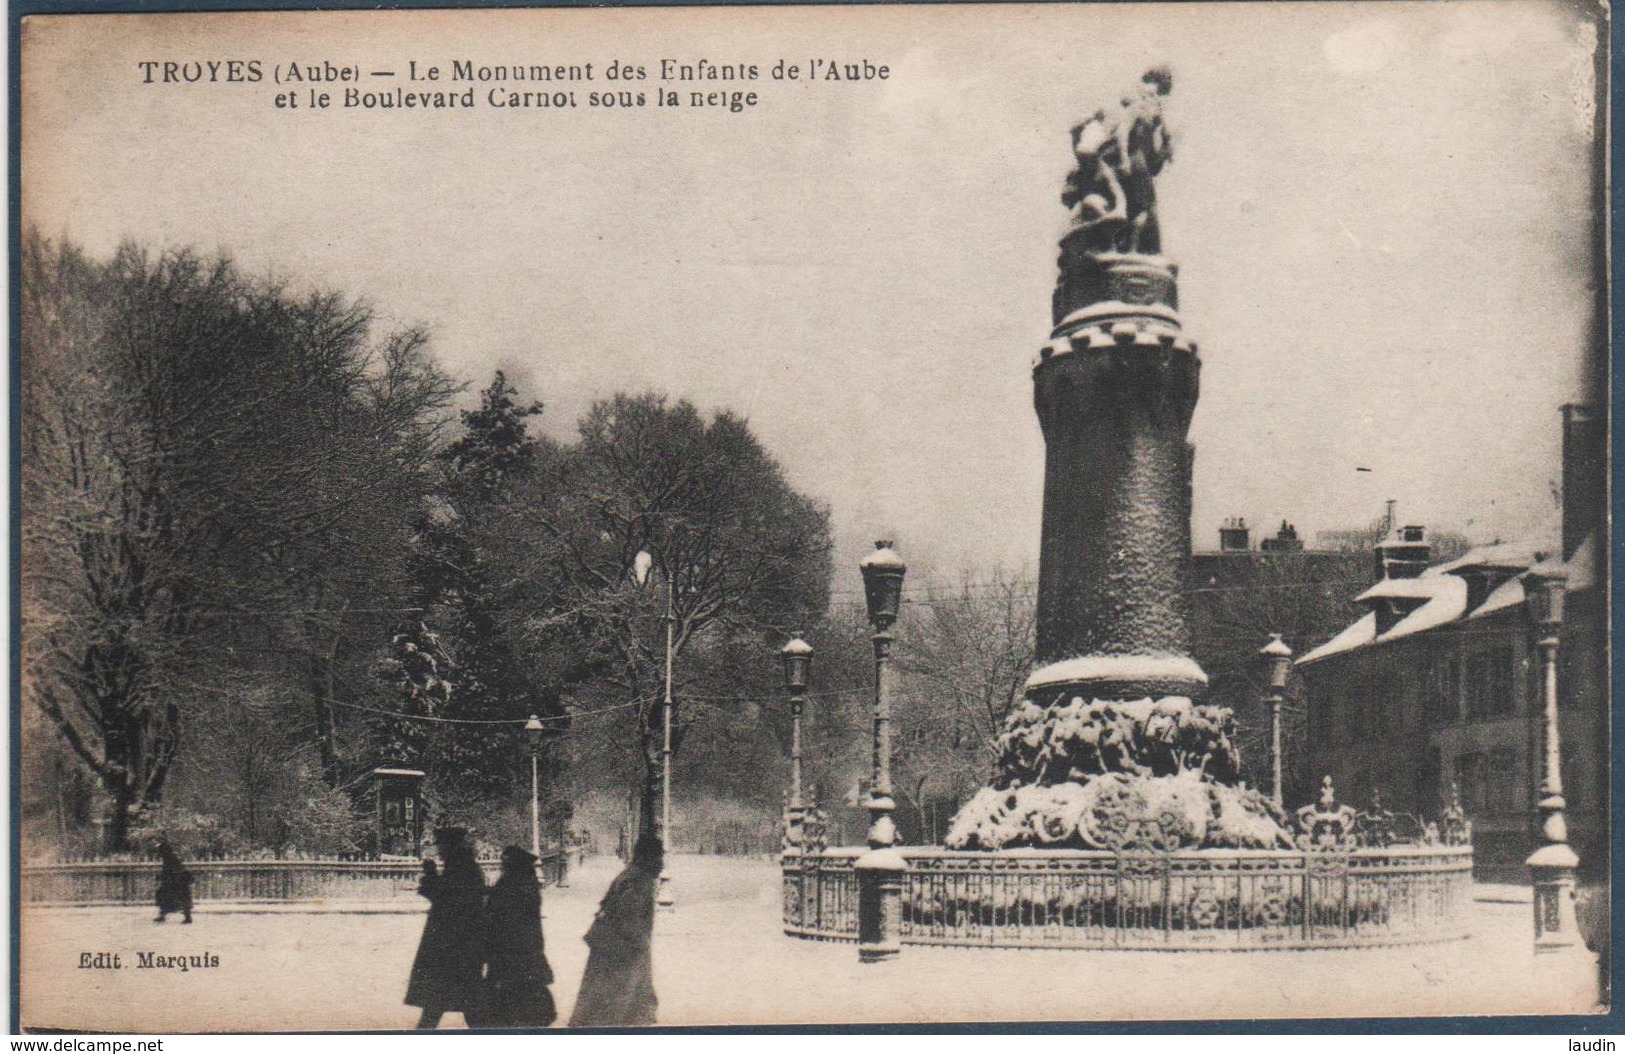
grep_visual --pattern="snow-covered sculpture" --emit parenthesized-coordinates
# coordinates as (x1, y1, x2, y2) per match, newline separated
(946, 695, 1293, 851)
(1062, 66, 1173, 254)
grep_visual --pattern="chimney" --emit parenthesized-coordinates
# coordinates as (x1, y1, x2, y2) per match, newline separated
(1562, 403, 1603, 560)
(1218, 517, 1250, 552)
(1374, 524, 1430, 580)
(1260, 520, 1304, 553)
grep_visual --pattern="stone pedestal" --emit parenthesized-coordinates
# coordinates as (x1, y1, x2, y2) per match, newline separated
(1528, 840, 1583, 952)
(855, 848, 907, 963)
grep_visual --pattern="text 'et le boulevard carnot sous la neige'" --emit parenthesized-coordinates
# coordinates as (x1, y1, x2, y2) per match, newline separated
(139, 57, 892, 112)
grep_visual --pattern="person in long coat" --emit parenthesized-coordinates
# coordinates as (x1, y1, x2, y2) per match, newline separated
(153, 842, 193, 924)
(476, 846, 557, 1028)
(406, 827, 487, 1029)
(568, 833, 661, 1027)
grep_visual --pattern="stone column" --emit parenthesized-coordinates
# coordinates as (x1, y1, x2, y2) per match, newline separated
(1025, 69, 1208, 707)
(1030, 244, 1206, 705)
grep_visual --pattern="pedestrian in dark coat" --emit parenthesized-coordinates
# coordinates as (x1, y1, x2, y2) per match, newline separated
(153, 843, 193, 924)
(474, 846, 557, 1029)
(406, 827, 487, 1029)
(567, 833, 661, 1027)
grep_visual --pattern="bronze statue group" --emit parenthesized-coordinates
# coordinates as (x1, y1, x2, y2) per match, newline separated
(405, 826, 663, 1029)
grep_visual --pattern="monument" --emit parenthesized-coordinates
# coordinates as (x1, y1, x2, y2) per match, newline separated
(784, 71, 1473, 953)
(946, 69, 1291, 852)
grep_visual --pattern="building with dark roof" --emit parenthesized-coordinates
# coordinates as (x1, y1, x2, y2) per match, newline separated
(1297, 524, 1603, 879)
(1187, 519, 1369, 801)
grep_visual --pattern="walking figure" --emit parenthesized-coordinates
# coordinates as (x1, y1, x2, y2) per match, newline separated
(153, 842, 193, 924)
(405, 826, 487, 1029)
(568, 833, 661, 1027)
(476, 846, 557, 1028)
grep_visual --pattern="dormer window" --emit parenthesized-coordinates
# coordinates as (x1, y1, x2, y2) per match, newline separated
(1374, 597, 1425, 635)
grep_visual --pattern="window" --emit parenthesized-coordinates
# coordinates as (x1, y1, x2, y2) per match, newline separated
(1465, 646, 1515, 720)
(1485, 748, 1524, 814)
(1328, 685, 1354, 746)
(1452, 753, 1486, 816)
(1419, 748, 1442, 816)
(1345, 673, 1399, 738)
(1425, 657, 1462, 724)
(1379, 674, 1404, 730)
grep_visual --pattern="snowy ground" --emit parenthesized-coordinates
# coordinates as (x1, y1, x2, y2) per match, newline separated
(20, 854, 1603, 1031)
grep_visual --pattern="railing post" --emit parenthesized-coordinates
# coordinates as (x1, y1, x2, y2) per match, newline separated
(781, 849, 803, 935)
(856, 850, 905, 960)
(1301, 852, 1312, 943)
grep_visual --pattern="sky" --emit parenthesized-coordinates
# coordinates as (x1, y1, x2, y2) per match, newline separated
(21, 2, 1603, 585)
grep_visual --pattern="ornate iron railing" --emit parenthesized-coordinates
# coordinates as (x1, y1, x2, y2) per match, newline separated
(782, 848, 863, 939)
(782, 844, 1474, 950)
(22, 851, 571, 907)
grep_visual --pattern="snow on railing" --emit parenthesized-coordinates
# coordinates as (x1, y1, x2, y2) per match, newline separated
(22, 848, 575, 906)
(783, 843, 1473, 951)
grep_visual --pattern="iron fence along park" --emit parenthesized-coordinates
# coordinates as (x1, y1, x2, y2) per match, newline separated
(22, 850, 573, 907)
(782, 844, 1475, 950)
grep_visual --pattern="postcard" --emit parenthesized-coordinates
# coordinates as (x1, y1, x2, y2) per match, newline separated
(16, 1, 1610, 1031)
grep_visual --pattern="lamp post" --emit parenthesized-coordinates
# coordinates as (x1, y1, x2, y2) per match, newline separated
(1523, 564, 1581, 952)
(1259, 634, 1293, 810)
(780, 636, 814, 848)
(855, 539, 907, 963)
(524, 715, 545, 861)
(633, 550, 677, 910)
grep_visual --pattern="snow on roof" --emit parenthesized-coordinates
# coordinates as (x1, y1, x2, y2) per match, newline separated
(1563, 530, 1597, 593)
(858, 542, 905, 570)
(1299, 526, 1595, 668)
(1430, 538, 1555, 577)
(1297, 611, 1378, 666)
(1382, 574, 1468, 637)
(1467, 576, 1526, 620)
(1298, 575, 1466, 666)
(1355, 575, 1443, 602)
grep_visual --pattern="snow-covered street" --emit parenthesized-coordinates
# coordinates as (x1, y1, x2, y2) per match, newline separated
(21, 854, 1601, 1031)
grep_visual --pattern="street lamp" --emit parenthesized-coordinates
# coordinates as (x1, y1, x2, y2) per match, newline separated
(780, 635, 814, 848)
(524, 715, 546, 861)
(855, 539, 907, 964)
(858, 540, 906, 848)
(1523, 563, 1580, 952)
(634, 549, 677, 910)
(1258, 633, 1293, 810)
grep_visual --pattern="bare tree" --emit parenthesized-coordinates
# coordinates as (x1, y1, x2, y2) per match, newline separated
(1186, 550, 1367, 803)
(21, 233, 456, 849)
(891, 569, 1036, 839)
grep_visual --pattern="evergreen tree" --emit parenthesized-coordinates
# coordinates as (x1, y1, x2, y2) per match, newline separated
(379, 372, 558, 807)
